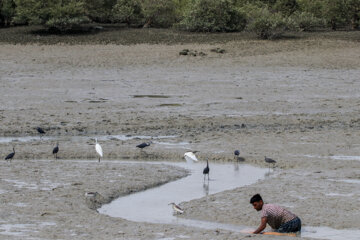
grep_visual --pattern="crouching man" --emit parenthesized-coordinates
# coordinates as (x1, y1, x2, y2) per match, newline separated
(250, 194, 301, 234)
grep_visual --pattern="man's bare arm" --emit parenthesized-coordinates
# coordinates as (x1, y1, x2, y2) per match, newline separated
(253, 217, 267, 234)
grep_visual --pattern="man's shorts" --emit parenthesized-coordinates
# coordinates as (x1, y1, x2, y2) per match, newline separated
(276, 217, 301, 233)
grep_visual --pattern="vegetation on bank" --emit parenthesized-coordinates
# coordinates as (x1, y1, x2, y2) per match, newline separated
(0, 0, 359, 39)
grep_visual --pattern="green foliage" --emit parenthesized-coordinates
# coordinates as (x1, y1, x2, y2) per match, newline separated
(111, 0, 142, 26)
(174, 0, 192, 20)
(296, 0, 359, 30)
(322, 0, 349, 30)
(291, 11, 326, 31)
(273, 0, 299, 16)
(14, 0, 90, 32)
(258, 0, 277, 5)
(84, 0, 116, 23)
(13, 0, 42, 25)
(347, 0, 360, 29)
(5, 0, 360, 33)
(246, 7, 293, 39)
(178, 0, 247, 32)
(0, 0, 16, 26)
(297, 0, 325, 18)
(141, 0, 178, 28)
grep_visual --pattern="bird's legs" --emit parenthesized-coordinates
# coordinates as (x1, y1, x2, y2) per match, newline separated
(98, 157, 100, 163)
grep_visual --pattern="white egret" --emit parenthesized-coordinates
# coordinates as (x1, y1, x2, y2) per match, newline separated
(95, 138, 103, 162)
(184, 151, 198, 163)
(168, 202, 184, 214)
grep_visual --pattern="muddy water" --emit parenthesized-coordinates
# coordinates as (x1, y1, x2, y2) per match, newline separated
(99, 162, 268, 224)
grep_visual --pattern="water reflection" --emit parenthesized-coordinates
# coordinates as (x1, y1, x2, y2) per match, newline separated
(203, 182, 209, 196)
(236, 157, 245, 162)
(265, 169, 274, 177)
(234, 162, 239, 171)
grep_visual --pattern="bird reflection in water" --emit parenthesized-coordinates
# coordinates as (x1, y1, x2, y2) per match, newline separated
(234, 162, 239, 171)
(203, 182, 209, 196)
(265, 170, 273, 177)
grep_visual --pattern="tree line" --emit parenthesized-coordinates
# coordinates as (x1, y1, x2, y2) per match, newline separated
(0, 0, 359, 39)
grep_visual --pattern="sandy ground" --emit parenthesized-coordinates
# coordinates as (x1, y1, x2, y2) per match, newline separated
(0, 38, 360, 239)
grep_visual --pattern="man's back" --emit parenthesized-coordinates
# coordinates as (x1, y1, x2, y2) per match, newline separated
(261, 204, 297, 229)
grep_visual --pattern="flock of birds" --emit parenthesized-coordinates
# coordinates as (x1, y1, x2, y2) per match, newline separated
(4, 127, 277, 215)
(4, 127, 277, 168)
(5, 127, 59, 162)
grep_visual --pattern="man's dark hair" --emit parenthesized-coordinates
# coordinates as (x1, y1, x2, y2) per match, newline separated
(250, 194, 263, 204)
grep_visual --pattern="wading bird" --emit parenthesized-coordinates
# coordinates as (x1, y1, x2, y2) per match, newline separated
(136, 142, 151, 150)
(53, 142, 59, 159)
(169, 202, 184, 214)
(203, 159, 210, 181)
(5, 147, 15, 162)
(265, 156, 276, 168)
(234, 149, 245, 161)
(95, 138, 103, 162)
(234, 150, 240, 157)
(36, 127, 45, 138)
(234, 149, 240, 160)
(184, 151, 199, 163)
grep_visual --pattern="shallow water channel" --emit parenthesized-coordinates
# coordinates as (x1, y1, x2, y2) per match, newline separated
(99, 162, 267, 225)
(99, 161, 360, 240)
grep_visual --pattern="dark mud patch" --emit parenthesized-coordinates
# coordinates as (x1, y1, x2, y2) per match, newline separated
(157, 103, 183, 107)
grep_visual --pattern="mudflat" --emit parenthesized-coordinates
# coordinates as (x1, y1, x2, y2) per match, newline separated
(0, 36, 359, 239)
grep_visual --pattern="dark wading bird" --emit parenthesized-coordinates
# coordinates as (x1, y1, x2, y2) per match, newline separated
(203, 159, 210, 181)
(265, 156, 276, 168)
(36, 127, 46, 138)
(234, 150, 240, 157)
(5, 147, 15, 162)
(234, 149, 245, 161)
(53, 142, 59, 159)
(136, 142, 152, 150)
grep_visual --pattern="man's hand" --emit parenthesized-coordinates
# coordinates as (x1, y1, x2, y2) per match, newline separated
(253, 217, 267, 234)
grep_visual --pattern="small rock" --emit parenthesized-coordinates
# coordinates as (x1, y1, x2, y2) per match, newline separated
(179, 49, 189, 55)
(210, 48, 226, 54)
